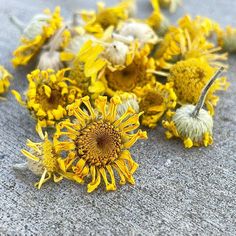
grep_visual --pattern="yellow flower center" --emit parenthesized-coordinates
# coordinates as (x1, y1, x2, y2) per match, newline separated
(168, 58, 215, 104)
(140, 91, 164, 114)
(106, 61, 148, 92)
(37, 87, 65, 110)
(42, 139, 58, 172)
(76, 120, 122, 167)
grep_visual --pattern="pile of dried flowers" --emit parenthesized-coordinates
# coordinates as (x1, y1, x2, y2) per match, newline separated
(1, 0, 233, 192)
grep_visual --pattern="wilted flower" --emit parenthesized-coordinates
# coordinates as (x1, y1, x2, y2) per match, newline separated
(54, 96, 147, 192)
(167, 58, 229, 115)
(135, 82, 177, 128)
(12, 7, 62, 67)
(163, 67, 223, 148)
(12, 69, 82, 129)
(13, 129, 72, 189)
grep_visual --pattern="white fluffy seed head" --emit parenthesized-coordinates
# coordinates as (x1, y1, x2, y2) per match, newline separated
(119, 22, 159, 46)
(37, 51, 64, 71)
(173, 104, 213, 143)
(23, 14, 50, 40)
(103, 41, 129, 65)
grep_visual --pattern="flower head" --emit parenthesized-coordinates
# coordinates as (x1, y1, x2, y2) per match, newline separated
(217, 26, 236, 53)
(163, 67, 224, 148)
(135, 82, 177, 128)
(163, 105, 213, 148)
(0, 66, 12, 95)
(18, 130, 71, 189)
(167, 58, 229, 115)
(105, 45, 156, 95)
(12, 7, 62, 67)
(12, 69, 82, 129)
(54, 95, 147, 192)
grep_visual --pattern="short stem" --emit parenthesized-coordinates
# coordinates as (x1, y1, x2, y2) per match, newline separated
(192, 66, 224, 117)
(48, 25, 67, 56)
(9, 15, 25, 32)
(112, 33, 133, 44)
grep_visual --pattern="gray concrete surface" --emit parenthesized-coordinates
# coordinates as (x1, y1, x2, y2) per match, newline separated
(0, 0, 236, 235)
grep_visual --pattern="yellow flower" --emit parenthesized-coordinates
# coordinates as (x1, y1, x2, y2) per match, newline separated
(104, 45, 156, 96)
(0, 66, 12, 95)
(80, 1, 131, 36)
(217, 26, 236, 53)
(20, 130, 72, 189)
(12, 69, 82, 129)
(167, 58, 229, 115)
(163, 66, 224, 148)
(155, 27, 227, 70)
(54, 96, 147, 192)
(135, 82, 177, 128)
(158, 0, 182, 13)
(12, 7, 62, 67)
(162, 107, 213, 148)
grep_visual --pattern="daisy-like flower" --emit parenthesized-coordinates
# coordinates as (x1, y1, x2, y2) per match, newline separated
(54, 96, 147, 192)
(155, 27, 227, 70)
(12, 69, 82, 130)
(104, 45, 156, 96)
(217, 26, 236, 53)
(135, 82, 176, 128)
(0, 66, 12, 96)
(163, 67, 224, 148)
(158, 0, 182, 13)
(13, 129, 72, 189)
(167, 58, 229, 115)
(80, 1, 132, 37)
(12, 7, 62, 67)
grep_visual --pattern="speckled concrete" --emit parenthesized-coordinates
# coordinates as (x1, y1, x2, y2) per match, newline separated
(0, 0, 235, 235)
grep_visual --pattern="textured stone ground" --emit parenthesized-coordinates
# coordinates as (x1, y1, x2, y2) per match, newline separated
(0, 0, 235, 235)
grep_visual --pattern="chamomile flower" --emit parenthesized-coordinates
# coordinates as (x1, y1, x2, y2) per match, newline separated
(80, 1, 131, 37)
(163, 67, 224, 148)
(12, 7, 62, 67)
(13, 129, 72, 189)
(0, 66, 12, 95)
(54, 96, 147, 192)
(12, 69, 82, 129)
(167, 58, 229, 115)
(217, 26, 236, 53)
(135, 82, 176, 128)
(105, 45, 156, 95)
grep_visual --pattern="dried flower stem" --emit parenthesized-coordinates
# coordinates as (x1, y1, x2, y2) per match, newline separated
(192, 66, 224, 117)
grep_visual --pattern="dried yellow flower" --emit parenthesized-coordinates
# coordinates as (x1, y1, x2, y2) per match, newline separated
(167, 58, 229, 115)
(135, 82, 177, 128)
(12, 69, 82, 129)
(163, 67, 224, 148)
(12, 7, 62, 67)
(54, 96, 147, 192)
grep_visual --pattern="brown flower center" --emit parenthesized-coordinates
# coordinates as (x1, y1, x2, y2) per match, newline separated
(76, 120, 122, 167)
